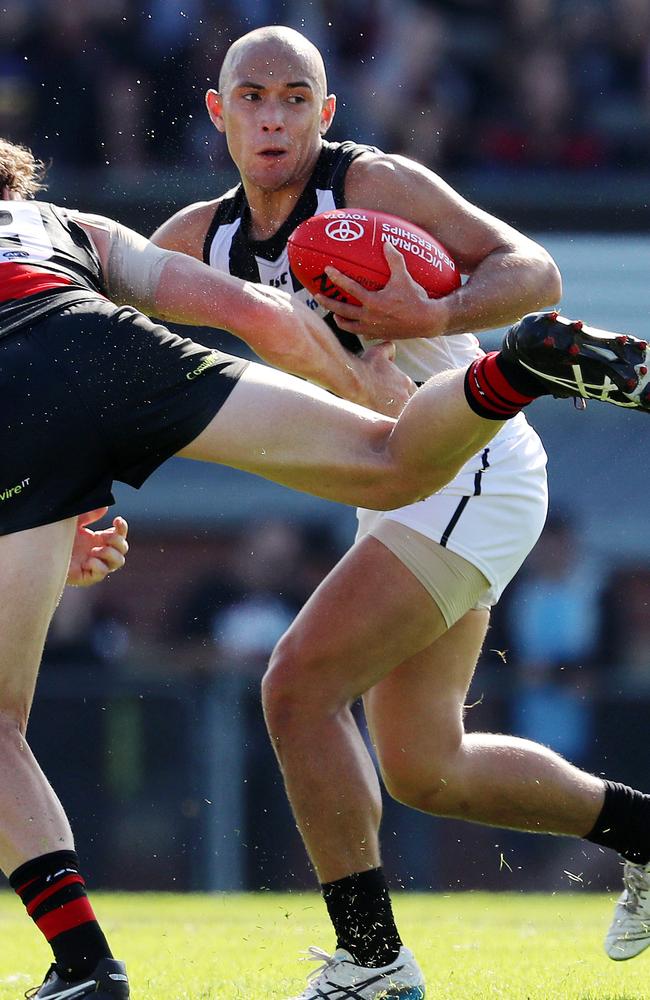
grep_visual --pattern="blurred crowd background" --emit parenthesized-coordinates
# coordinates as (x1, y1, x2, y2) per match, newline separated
(2, 0, 650, 173)
(2, 0, 650, 895)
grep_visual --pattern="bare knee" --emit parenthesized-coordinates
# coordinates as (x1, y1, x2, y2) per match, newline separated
(262, 635, 297, 736)
(364, 468, 436, 511)
(379, 731, 465, 814)
(263, 632, 341, 739)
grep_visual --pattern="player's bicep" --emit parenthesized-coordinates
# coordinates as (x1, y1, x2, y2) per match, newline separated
(345, 154, 528, 272)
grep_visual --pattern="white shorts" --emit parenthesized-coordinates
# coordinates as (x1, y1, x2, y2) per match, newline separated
(355, 412, 548, 609)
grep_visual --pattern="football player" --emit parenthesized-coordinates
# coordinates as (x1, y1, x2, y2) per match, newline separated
(152, 26, 650, 998)
(2, 132, 619, 1000)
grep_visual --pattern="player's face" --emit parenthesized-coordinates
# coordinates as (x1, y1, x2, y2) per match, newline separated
(207, 44, 335, 192)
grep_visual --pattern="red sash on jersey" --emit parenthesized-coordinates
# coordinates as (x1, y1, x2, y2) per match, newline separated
(0, 263, 74, 303)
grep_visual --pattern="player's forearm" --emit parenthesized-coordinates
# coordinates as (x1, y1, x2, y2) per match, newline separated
(429, 245, 562, 338)
(151, 254, 258, 332)
(346, 154, 562, 339)
(153, 255, 368, 402)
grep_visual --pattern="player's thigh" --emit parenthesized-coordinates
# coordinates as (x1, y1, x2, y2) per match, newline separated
(179, 362, 396, 507)
(364, 607, 490, 789)
(0, 518, 76, 727)
(269, 533, 448, 707)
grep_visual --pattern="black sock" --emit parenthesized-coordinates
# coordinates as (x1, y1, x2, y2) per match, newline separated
(494, 352, 550, 397)
(322, 867, 402, 968)
(10, 850, 112, 981)
(585, 779, 650, 865)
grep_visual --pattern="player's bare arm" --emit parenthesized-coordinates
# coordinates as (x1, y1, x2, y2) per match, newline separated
(319, 152, 562, 341)
(149, 198, 223, 260)
(75, 214, 413, 417)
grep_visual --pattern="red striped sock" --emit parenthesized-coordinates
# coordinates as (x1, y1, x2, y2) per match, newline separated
(10, 850, 112, 981)
(464, 352, 538, 419)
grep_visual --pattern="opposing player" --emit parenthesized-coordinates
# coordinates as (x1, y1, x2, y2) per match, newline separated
(3, 135, 624, 1000)
(152, 26, 650, 996)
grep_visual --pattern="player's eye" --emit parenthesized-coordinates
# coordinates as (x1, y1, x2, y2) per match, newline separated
(242, 92, 261, 101)
(287, 95, 307, 103)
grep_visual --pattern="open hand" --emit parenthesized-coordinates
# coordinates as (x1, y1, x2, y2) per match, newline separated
(66, 508, 129, 587)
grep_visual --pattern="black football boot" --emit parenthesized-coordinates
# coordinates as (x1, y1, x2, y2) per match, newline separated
(501, 311, 650, 411)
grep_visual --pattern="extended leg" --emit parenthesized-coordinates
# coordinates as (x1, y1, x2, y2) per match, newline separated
(177, 361, 504, 508)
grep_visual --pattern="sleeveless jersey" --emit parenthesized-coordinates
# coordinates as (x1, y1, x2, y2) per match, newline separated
(0, 200, 105, 339)
(203, 139, 483, 382)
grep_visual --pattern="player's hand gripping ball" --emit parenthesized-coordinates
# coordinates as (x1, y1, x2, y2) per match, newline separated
(287, 208, 461, 306)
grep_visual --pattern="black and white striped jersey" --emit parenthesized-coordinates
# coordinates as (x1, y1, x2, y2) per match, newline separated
(203, 139, 375, 354)
(202, 138, 483, 381)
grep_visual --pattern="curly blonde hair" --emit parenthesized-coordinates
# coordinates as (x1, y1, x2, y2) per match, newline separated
(0, 138, 47, 198)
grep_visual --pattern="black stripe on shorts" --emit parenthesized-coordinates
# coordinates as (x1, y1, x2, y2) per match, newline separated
(440, 447, 490, 547)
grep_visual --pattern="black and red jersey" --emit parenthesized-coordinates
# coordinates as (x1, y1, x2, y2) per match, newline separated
(0, 200, 106, 338)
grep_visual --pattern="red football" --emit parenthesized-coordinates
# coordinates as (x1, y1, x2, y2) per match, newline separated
(287, 208, 461, 306)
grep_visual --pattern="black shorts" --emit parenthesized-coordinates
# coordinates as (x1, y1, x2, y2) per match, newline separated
(0, 295, 249, 535)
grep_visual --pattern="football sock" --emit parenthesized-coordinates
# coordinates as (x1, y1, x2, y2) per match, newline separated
(322, 867, 402, 968)
(464, 351, 542, 420)
(10, 850, 112, 981)
(585, 780, 650, 865)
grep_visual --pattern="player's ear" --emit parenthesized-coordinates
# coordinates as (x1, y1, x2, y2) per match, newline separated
(319, 94, 336, 136)
(205, 89, 226, 133)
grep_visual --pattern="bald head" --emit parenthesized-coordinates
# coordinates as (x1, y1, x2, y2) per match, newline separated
(218, 26, 328, 98)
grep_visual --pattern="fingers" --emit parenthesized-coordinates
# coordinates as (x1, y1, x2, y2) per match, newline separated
(99, 529, 129, 560)
(87, 520, 129, 554)
(382, 240, 408, 272)
(82, 517, 129, 578)
(324, 265, 370, 304)
(316, 295, 362, 329)
(364, 340, 396, 363)
(112, 515, 129, 540)
(91, 542, 127, 573)
(80, 557, 117, 584)
(77, 541, 127, 585)
(77, 507, 110, 528)
(334, 316, 364, 333)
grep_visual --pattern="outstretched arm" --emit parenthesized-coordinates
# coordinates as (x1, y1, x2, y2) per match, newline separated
(73, 213, 413, 417)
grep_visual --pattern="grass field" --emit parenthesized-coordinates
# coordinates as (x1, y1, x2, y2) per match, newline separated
(0, 891, 647, 999)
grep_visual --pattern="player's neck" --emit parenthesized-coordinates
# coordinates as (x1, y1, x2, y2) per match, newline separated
(243, 183, 306, 241)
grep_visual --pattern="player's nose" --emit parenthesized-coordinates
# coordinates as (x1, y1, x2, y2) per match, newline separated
(260, 102, 286, 132)
(261, 118, 285, 132)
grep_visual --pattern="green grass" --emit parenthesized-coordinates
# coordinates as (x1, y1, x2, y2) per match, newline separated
(0, 891, 646, 999)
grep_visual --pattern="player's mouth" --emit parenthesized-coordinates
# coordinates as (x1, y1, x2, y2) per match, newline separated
(258, 147, 288, 158)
